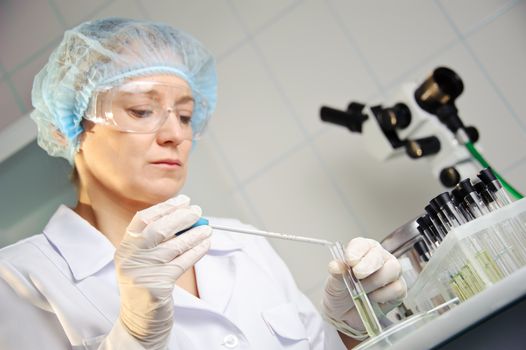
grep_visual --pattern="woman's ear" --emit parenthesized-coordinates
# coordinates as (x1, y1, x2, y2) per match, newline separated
(77, 119, 94, 151)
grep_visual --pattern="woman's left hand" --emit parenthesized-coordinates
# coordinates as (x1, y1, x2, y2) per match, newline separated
(322, 237, 407, 338)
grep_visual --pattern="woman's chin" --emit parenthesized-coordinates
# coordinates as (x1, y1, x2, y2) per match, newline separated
(122, 178, 185, 205)
(138, 190, 177, 204)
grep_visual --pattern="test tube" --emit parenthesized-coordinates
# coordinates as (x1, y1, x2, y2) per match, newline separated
(413, 239, 431, 267)
(433, 191, 501, 287)
(474, 179, 526, 265)
(458, 179, 490, 217)
(477, 168, 512, 207)
(434, 192, 467, 228)
(329, 241, 382, 338)
(425, 204, 448, 238)
(456, 180, 512, 279)
(451, 187, 474, 222)
(474, 181, 500, 212)
(416, 216, 438, 251)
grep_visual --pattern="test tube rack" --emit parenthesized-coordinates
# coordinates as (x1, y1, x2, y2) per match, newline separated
(405, 198, 526, 313)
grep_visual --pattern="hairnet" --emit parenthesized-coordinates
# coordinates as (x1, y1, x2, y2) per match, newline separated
(30, 17, 217, 164)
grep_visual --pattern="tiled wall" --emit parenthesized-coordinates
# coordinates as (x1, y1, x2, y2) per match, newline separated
(1, 0, 525, 306)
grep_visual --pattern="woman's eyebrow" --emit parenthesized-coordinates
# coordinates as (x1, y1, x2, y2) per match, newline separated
(118, 90, 194, 103)
(176, 96, 195, 104)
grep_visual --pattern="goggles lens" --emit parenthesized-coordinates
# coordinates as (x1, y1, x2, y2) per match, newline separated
(87, 81, 209, 140)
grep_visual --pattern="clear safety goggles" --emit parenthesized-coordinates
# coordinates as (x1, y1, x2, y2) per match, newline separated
(85, 81, 209, 140)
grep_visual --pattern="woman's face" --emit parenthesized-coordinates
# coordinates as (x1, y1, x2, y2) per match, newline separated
(75, 74, 194, 205)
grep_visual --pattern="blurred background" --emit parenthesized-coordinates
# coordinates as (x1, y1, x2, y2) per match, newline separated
(1, 0, 525, 307)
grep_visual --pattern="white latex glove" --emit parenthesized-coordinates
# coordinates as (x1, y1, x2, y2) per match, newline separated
(322, 237, 407, 339)
(115, 195, 212, 349)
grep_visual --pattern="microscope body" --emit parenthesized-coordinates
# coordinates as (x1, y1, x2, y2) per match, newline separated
(320, 67, 481, 188)
(361, 83, 480, 187)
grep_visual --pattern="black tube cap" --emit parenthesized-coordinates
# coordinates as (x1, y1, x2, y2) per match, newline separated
(477, 167, 497, 183)
(451, 187, 464, 205)
(477, 167, 499, 192)
(425, 204, 438, 218)
(459, 178, 475, 194)
(414, 240, 430, 262)
(416, 216, 428, 229)
(435, 192, 452, 209)
(474, 181, 495, 204)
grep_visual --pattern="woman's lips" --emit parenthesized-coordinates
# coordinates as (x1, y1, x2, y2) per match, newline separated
(150, 159, 182, 168)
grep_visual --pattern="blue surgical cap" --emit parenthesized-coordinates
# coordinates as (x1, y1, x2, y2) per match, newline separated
(30, 17, 217, 164)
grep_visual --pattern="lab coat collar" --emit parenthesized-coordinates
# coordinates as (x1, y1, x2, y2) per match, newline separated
(42, 208, 244, 282)
(43, 205, 115, 281)
(207, 227, 244, 253)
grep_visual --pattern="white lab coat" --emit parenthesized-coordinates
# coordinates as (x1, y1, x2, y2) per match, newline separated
(0, 205, 346, 349)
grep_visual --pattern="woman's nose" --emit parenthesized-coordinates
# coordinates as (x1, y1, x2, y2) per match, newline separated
(156, 110, 188, 144)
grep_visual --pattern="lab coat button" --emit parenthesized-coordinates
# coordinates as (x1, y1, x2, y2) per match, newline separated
(223, 334, 239, 348)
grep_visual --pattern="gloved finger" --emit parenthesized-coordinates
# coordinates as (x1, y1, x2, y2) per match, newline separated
(140, 205, 202, 248)
(368, 277, 407, 304)
(352, 244, 390, 279)
(359, 254, 402, 293)
(127, 195, 191, 234)
(328, 259, 346, 276)
(155, 225, 212, 262)
(324, 271, 349, 297)
(345, 237, 380, 267)
(165, 237, 211, 275)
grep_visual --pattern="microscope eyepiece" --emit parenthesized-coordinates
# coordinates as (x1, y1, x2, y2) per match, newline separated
(414, 67, 464, 114)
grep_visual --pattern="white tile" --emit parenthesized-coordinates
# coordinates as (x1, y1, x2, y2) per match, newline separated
(91, 0, 146, 21)
(467, 0, 526, 139)
(181, 138, 265, 227)
(136, 0, 246, 58)
(180, 137, 239, 213)
(211, 44, 304, 181)
(0, 82, 22, 131)
(229, 0, 300, 33)
(503, 160, 526, 198)
(244, 145, 363, 291)
(439, 0, 515, 34)
(326, 0, 457, 87)
(313, 127, 444, 242)
(51, 0, 108, 27)
(0, 0, 64, 71)
(254, 0, 378, 135)
(10, 45, 56, 113)
(224, 190, 266, 229)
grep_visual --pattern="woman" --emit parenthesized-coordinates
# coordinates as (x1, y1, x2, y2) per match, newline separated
(0, 18, 406, 349)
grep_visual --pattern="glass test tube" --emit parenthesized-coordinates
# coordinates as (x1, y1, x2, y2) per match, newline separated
(329, 241, 382, 338)
(425, 204, 448, 240)
(434, 192, 497, 291)
(478, 168, 512, 207)
(460, 180, 519, 276)
(479, 169, 526, 262)
(416, 217, 437, 252)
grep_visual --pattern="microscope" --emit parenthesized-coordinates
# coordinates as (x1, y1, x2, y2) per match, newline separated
(320, 67, 480, 188)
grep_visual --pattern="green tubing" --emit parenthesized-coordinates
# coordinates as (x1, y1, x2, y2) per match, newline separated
(465, 142, 524, 200)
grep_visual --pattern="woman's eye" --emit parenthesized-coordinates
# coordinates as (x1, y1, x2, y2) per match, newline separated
(128, 109, 153, 118)
(180, 115, 192, 125)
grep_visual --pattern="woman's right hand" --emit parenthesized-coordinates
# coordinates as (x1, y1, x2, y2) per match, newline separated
(115, 195, 211, 349)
